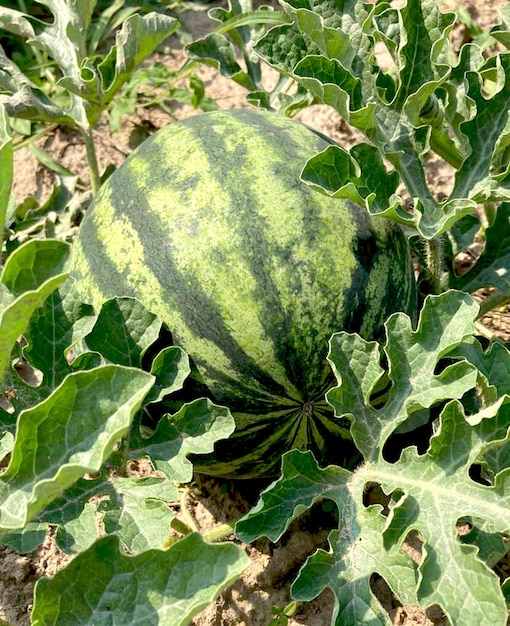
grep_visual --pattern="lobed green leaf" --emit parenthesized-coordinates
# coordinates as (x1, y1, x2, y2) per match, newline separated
(131, 397, 235, 483)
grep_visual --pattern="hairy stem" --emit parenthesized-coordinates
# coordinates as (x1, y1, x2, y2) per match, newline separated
(425, 237, 444, 294)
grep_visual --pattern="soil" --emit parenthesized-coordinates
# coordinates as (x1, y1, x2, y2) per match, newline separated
(4, 0, 510, 625)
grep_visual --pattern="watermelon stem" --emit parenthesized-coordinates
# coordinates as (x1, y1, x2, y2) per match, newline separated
(170, 517, 194, 537)
(205, 523, 236, 542)
(425, 236, 444, 294)
(82, 130, 101, 195)
(179, 486, 199, 533)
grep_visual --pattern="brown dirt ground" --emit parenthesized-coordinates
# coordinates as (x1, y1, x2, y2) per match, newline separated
(4, 0, 510, 625)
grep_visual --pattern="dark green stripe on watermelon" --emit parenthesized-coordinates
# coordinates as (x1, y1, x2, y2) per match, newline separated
(72, 108, 416, 478)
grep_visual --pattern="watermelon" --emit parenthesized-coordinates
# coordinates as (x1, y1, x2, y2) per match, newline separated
(71, 108, 416, 478)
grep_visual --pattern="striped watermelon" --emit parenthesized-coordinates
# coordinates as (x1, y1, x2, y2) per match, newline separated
(71, 108, 416, 478)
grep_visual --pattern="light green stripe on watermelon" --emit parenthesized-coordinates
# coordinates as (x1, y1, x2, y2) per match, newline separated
(148, 143, 303, 394)
(111, 125, 305, 403)
(72, 183, 250, 391)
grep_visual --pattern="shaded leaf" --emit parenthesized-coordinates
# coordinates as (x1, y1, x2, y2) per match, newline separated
(450, 203, 510, 298)
(146, 346, 191, 404)
(84, 297, 161, 368)
(23, 280, 95, 391)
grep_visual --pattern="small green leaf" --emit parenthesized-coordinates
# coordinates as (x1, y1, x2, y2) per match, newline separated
(131, 398, 235, 483)
(1, 239, 70, 296)
(236, 449, 350, 543)
(0, 521, 49, 554)
(84, 297, 161, 368)
(301, 143, 409, 224)
(254, 23, 316, 76)
(449, 337, 510, 396)
(31, 533, 250, 625)
(452, 54, 510, 202)
(98, 13, 179, 108)
(146, 346, 191, 404)
(23, 280, 95, 391)
(185, 33, 254, 90)
(450, 203, 510, 299)
(2, 471, 178, 555)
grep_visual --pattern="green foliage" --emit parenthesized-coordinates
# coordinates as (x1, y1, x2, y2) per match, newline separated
(0, 269, 248, 621)
(268, 601, 298, 626)
(0, 1, 179, 130)
(183, 0, 309, 114)
(2, 0, 510, 623)
(0, 0, 209, 197)
(237, 292, 510, 625)
(0, 121, 248, 618)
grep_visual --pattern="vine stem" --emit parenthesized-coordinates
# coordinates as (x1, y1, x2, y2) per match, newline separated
(425, 237, 444, 294)
(82, 129, 101, 195)
(205, 523, 236, 542)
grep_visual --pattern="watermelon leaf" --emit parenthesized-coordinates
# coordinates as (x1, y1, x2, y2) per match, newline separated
(1, 471, 179, 555)
(95, 13, 179, 109)
(146, 345, 191, 405)
(0, 364, 154, 530)
(237, 290, 510, 625)
(450, 203, 510, 301)
(31, 533, 250, 626)
(185, 33, 255, 91)
(184, 0, 300, 110)
(130, 398, 236, 483)
(98, 475, 179, 553)
(0, 288, 235, 557)
(22, 280, 95, 393)
(83, 296, 161, 367)
(0, 4, 178, 130)
(327, 291, 479, 458)
(251, 0, 510, 240)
